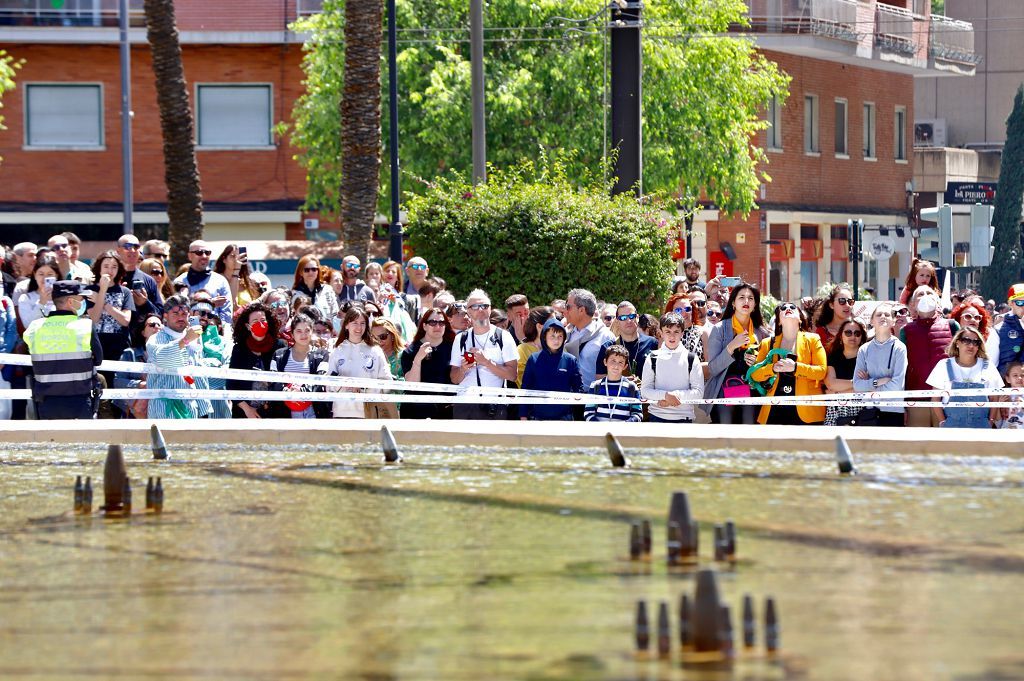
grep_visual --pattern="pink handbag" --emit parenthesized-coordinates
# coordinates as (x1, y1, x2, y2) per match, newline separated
(722, 377, 751, 400)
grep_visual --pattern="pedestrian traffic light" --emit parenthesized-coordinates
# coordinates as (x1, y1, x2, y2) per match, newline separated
(969, 202, 995, 267)
(919, 203, 953, 268)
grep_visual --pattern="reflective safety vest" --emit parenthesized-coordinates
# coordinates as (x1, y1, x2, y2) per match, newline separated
(23, 314, 96, 399)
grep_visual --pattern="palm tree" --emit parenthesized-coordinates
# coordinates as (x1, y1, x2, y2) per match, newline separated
(340, 0, 383, 262)
(143, 0, 203, 267)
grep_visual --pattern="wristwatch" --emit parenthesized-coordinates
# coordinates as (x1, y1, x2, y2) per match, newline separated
(871, 379, 878, 389)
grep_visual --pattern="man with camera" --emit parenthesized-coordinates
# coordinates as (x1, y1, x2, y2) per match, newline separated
(117, 233, 163, 330)
(145, 294, 213, 419)
(449, 289, 517, 419)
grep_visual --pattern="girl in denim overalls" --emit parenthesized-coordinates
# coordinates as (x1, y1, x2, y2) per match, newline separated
(994, 361, 1024, 429)
(927, 327, 1004, 429)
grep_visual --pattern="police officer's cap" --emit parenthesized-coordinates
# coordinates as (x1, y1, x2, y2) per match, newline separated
(52, 281, 96, 300)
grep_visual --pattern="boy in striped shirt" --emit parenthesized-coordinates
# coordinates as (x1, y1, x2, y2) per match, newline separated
(585, 344, 642, 422)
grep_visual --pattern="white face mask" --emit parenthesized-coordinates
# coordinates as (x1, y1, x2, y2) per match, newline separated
(917, 296, 938, 316)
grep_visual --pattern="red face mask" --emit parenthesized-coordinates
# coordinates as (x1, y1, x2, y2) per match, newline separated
(250, 320, 269, 337)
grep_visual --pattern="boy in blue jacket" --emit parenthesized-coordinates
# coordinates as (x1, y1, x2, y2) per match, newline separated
(520, 318, 583, 420)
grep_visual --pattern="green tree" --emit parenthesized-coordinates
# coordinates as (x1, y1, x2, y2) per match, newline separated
(144, 0, 204, 267)
(285, 0, 789, 226)
(405, 156, 675, 309)
(980, 84, 1024, 301)
(0, 50, 23, 164)
(931, 0, 944, 15)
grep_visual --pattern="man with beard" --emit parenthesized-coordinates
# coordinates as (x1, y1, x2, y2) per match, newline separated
(594, 300, 658, 382)
(172, 240, 232, 323)
(449, 289, 517, 419)
(146, 294, 213, 419)
(117, 233, 163, 328)
(336, 255, 376, 304)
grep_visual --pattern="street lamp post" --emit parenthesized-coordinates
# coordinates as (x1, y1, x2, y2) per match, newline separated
(386, 0, 402, 262)
(118, 0, 134, 235)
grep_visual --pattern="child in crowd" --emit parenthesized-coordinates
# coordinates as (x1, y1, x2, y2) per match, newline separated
(519, 318, 583, 420)
(640, 312, 705, 423)
(993, 361, 1024, 429)
(585, 344, 642, 422)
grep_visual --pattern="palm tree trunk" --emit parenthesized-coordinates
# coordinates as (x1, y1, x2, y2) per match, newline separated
(340, 0, 383, 263)
(143, 0, 203, 268)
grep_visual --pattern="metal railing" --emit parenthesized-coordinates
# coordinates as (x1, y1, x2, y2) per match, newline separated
(874, 3, 917, 57)
(744, 0, 859, 42)
(0, 0, 143, 27)
(929, 14, 980, 65)
(296, 0, 324, 17)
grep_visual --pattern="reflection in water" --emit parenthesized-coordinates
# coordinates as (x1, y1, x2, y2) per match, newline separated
(0, 443, 1021, 680)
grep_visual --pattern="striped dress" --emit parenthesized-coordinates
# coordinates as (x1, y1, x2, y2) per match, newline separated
(145, 328, 213, 419)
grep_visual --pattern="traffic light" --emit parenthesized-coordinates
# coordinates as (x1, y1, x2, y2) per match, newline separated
(919, 203, 953, 268)
(969, 202, 995, 267)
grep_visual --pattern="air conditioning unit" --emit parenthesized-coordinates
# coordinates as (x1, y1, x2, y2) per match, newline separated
(914, 118, 947, 148)
(303, 218, 319, 230)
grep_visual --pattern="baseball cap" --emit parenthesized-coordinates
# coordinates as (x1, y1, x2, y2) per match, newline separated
(1008, 283, 1024, 303)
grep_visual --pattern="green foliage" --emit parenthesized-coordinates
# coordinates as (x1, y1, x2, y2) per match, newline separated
(931, 0, 944, 15)
(284, 0, 790, 220)
(405, 155, 676, 310)
(980, 84, 1024, 301)
(0, 50, 23, 163)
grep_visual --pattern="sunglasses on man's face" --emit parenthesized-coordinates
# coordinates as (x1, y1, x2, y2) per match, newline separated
(409, 263, 427, 271)
(119, 243, 140, 251)
(690, 300, 706, 307)
(617, 313, 638, 322)
(1013, 300, 1024, 308)
(603, 315, 614, 321)
(190, 250, 212, 256)
(469, 303, 491, 311)
(344, 263, 360, 270)
(895, 308, 909, 316)
(706, 310, 722, 318)
(269, 301, 287, 309)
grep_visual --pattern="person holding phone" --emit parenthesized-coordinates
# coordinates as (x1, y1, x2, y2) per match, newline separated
(449, 289, 517, 419)
(215, 244, 260, 309)
(749, 302, 827, 425)
(173, 240, 233, 323)
(702, 282, 770, 424)
(18, 256, 61, 328)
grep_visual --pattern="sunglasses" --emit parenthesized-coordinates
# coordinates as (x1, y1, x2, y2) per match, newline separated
(777, 303, 798, 312)
(152, 252, 169, 259)
(374, 333, 391, 342)
(843, 329, 863, 338)
(190, 250, 212, 256)
(690, 300, 707, 307)
(895, 308, 909, 316)
(603, 315, 614, 321)
(303, 267, 319, 273)
(617, 313, 638, 321)
(960, 313, 982, 321)
(344, 263, 360, 270)
(836, 297, 853, 306)
(409, 263, 427, 271)
(269, 301, 287, 309)
(1013, 300, 1024, 308)
(151, 269, 164, 276)
(673, 306, 692, 314)
(145, 321, 162, 329)
(424, 319, 446, 327)
(51, 243, 69, 251)
(195, 310, 217, 319)
(707, 310, 722, 318)
(957, 337, 981, 347)
(119, 243, 140, 250)
(469, 303, 491, 310)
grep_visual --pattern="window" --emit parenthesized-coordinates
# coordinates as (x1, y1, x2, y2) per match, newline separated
(767, 94, 783, 150)
(863, 102, 876, 159)
(894, 106, 907, 160)
(196, 84, 273, 148)
(25, 84, 103, 148)
(804, 95, 819, 153)
(834, 98, 848, 156)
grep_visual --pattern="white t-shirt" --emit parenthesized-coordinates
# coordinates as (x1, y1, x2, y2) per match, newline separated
(449, 326, 517, 388)
(925, 357, 1004, 391)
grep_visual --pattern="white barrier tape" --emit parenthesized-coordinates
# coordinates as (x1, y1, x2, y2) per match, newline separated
(0, 387, 1010, 408)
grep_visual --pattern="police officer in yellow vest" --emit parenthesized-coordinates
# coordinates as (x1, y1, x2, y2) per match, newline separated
(23, 281, 103, 419)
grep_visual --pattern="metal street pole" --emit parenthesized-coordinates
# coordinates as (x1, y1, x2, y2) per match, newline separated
(609, 0, 642, 197)
(386, 0, 403, 263)
(118, 0, 134, 235)
(470, 0, 486, 184)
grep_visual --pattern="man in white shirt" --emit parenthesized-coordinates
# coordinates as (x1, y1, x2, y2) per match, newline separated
(563, 288, 615, 388)
(449, 288, 517, 419)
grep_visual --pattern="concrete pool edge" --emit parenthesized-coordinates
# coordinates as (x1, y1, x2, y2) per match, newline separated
(11, 420, 1023, 457)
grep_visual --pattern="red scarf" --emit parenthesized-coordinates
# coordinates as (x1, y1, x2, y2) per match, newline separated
(246, 333, 276, 355)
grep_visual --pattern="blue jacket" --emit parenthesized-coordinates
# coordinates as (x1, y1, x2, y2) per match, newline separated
(997, 314, 1024, 375)
(520, 318, 583, 419)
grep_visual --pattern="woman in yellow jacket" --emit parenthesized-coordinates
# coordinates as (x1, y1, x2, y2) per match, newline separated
(749, 302, 827, 425)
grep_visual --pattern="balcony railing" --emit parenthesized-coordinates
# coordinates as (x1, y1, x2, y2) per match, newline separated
(929, 14, 980, 65)
(744, 0, 860, 42)
(296, 0, 323, 17)
(0, 0, 143, 27)
(874, 3, 917, 57)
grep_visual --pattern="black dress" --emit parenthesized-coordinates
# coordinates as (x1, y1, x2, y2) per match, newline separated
(228, 339, 287, 418)
(400, 340, 454, 419)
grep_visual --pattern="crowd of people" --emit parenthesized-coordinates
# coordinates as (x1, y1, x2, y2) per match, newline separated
(4, 236, 1023, 429)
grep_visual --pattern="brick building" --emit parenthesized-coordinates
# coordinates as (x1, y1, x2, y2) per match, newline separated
(0, 0, 322, 249)
(686, 0, 978, 299)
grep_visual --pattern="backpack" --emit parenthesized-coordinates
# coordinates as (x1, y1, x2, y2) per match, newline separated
(460, 328, 507, 388)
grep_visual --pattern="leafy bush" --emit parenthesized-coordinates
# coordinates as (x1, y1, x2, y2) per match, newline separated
(405, 159, 676, 311)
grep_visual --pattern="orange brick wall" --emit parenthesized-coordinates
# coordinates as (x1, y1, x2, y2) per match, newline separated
(175, 0, 297, 33)
(754, 50, 914, 212)
(0, 42, 307, 206)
